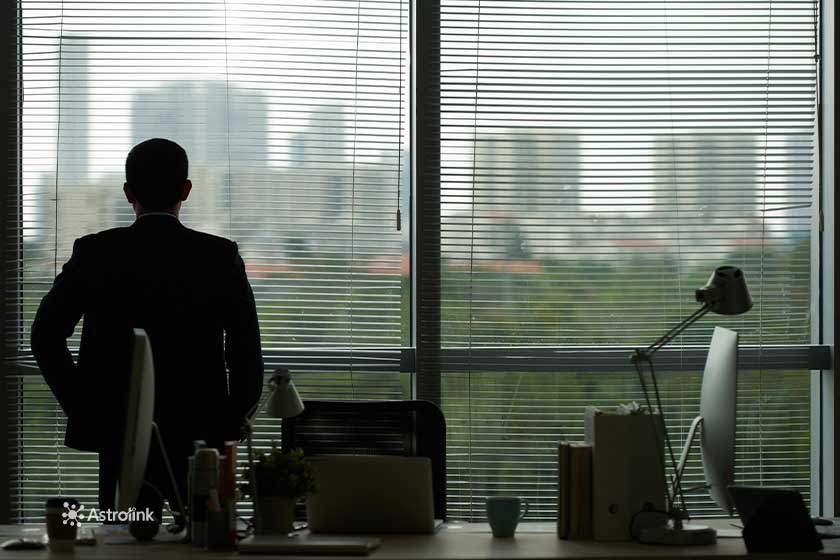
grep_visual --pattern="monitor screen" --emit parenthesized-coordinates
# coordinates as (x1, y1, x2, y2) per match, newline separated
(700, 326, 738, 514)
(115, 329, 155, 512)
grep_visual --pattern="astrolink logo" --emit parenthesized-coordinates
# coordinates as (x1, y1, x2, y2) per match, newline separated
(62, 502, 156, 527)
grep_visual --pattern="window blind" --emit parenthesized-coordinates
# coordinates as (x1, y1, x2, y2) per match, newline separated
(430, 0, 819, 519)
(11, 0, 409, 522)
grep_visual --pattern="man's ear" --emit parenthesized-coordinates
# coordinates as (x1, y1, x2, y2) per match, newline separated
(181, 179, 192, 202)
(123, 183, 136, 204)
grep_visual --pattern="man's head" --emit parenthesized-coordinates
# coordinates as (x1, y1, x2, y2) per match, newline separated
(124, 138, 192, 214)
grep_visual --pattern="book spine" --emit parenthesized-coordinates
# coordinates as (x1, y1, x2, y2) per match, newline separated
(569, 443, 593, 540)
(557, 441, 570, 539)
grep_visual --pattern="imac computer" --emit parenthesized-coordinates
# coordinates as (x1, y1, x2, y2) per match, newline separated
(638, 326, 738, 544)
(115, 329, 186, 534)
(698, 326, 738, 515)
(115, 329, 155, 512)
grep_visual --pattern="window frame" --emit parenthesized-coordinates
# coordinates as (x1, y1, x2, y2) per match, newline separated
(412, 0, 835, 517)
(820, 0, 837, 516)
(0, 0, 834, 523)
(0, 0, 21, 525)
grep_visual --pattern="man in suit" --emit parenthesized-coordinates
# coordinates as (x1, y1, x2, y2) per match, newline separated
(31, 138, 264, 523)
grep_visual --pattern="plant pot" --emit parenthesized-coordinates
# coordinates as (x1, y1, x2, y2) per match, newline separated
(257, 496, 297, 534)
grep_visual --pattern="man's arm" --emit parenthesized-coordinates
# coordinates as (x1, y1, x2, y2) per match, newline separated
(30, 238, 86, 415)
(224, 242, 264, 435)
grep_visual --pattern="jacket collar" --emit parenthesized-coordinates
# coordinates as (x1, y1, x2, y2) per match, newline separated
(131, 212, 184, 228)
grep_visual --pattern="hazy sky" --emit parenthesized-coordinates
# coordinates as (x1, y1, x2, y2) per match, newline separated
(20, 0, 815, 217)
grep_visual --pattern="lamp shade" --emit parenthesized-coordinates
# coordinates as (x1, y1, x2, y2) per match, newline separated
(265, 368, 305, 419)
(695, 266, 753, 316)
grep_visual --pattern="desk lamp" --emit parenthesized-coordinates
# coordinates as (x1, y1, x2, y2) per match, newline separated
(631, 266, 752, 545)
(245, 368, 305, 534)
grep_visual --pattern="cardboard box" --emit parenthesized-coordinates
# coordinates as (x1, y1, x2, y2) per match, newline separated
(584, 407, 666, 541)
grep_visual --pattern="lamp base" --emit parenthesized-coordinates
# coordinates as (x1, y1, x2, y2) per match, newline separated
(639, 521, 717, 545)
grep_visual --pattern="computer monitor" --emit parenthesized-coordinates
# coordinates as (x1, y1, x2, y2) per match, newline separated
(699, 326, 738, 514)
(116, 329, 155, 511)
(115, 328, 185, 528)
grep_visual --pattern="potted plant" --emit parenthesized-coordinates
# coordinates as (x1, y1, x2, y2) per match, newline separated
(241, 444, 316, 533)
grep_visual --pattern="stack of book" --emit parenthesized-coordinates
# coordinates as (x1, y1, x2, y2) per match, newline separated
(557, 441, 593, 539)
(584, 406, 665, 541)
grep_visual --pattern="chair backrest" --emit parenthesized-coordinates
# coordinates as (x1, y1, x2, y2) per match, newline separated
(281, 399, 447, 521)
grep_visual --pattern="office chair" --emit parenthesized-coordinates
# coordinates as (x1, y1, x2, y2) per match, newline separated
(281, 399, 447, 521)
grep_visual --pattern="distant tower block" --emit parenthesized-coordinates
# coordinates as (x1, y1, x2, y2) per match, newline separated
(474, 129, 581, 259)
(131, 80, 268, 170)
(57, 35, 90, 185)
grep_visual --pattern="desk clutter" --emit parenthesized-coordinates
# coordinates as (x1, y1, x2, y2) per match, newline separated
(190, 441, 238, 549)
(558, 404, 665, 542)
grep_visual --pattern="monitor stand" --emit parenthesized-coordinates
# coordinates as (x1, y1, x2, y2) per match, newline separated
(140, 423, 187, 532)
(635, 415, 717, 545)
(639, 520, 717, 545)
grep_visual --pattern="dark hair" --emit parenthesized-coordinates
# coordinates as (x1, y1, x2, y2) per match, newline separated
(125, 138, 189, 211)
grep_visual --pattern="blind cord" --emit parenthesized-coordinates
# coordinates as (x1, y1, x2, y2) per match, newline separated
(53, 1, 65, 281)
(395, 1, 404, 232)
(223, 0, 233, 241)
(348, 0, 362, 400)
(757, 0, 775, 490)
(660, 0, 689, 517)
(811, 0, 823, 516)
(53, 0, 66, 497)
(466, 0, 482, 520)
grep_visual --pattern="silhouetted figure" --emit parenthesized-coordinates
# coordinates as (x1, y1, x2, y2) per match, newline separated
(31, 138, 263, 522)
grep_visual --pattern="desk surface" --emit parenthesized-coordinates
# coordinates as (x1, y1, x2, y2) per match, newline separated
(2, 522, 839, 559)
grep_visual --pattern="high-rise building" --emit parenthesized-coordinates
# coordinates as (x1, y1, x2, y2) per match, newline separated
(450, 129, 582, 259)
(653, 134, 760, 223)
(651, 133, 761, 260)
(131, 80, 268, 169)
(475, 130, 582, 216)
(288, 104, 351, 221)
(56, 35, 90, 184)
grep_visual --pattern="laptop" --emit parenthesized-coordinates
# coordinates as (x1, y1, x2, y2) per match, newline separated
(306, 454, 442, 534)
(728, 485, 823, 552)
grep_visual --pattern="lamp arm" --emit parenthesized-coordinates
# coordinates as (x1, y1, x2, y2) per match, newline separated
(670, 415, 703, 507)
(631, 304, 711, 519)
(641, 304, 711, 359)
(245, 402, 260, 426)
(634, 356, 689, 516)
(633, 357, 675, 514)
(151, 422, 187, 527)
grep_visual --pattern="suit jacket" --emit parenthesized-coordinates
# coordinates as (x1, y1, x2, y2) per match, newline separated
(30, 213, 264, 453)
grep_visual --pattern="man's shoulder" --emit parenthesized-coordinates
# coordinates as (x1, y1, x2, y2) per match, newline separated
(73, 227, 130, 250)
(179, 226, 237, 250)
(79, 224, 237, 252)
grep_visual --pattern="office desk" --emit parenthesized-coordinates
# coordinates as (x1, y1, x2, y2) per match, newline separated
(1, 522, 839, 559)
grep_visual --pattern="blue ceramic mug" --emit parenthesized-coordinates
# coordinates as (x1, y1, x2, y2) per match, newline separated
(486, 496, 529, 538)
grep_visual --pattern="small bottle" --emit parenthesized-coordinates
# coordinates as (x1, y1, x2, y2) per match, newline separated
(191, 448, 219, 548)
